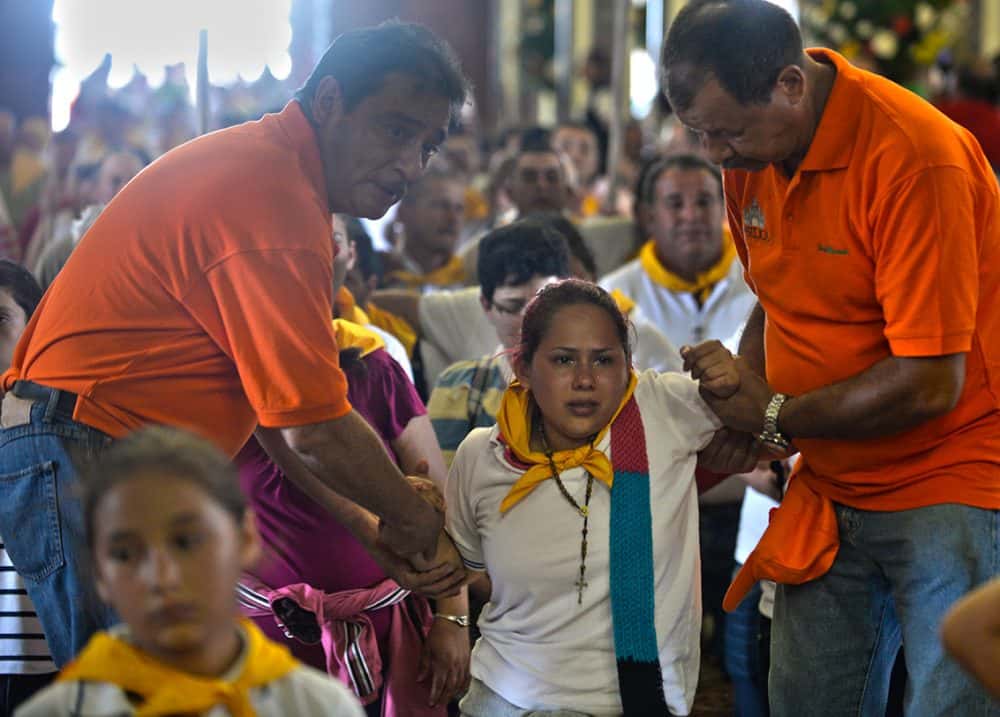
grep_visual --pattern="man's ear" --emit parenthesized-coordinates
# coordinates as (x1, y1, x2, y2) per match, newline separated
(479, 292, 491, 312)
(776, 65, 806, 106)
(311, 76, 345, 126)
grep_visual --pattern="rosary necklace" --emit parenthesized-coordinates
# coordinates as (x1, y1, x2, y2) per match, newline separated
(538, 419, 595, 605)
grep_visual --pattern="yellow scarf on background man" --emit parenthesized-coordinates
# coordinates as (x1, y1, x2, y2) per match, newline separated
(366, 302, 418, 357)
(333, 318, 385, 358)
(638, 228, 736, 303)
(496, 372, 638, 513)
(58, 620, 298, 717)
(609, 289, 636, 316)
(388, 255, 467, 289)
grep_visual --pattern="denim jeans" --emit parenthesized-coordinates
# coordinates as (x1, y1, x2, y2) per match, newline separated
(770, 502, 1000, 717)
(724, 573, 768, 717)
(0, 399, 115, 667)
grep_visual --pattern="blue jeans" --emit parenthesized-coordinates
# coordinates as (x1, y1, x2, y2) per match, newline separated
(724, 573, 769, 717)
(770, 502, 1000, 717)
(0, 399, 116, 666)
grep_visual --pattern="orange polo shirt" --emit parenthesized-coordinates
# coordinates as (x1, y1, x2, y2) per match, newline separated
(4, 101, 351, 456)
(724, 49, 1000, 511)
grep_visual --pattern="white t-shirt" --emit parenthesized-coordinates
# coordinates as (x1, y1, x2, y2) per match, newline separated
(600, 258, 756, 349)
(419, 288, 684, 389)
(15, 626, 364, 717)
(0, 534, 55, 675)
(446, 370, 721, 716)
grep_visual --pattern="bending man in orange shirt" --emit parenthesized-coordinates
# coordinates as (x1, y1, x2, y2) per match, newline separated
(0, 22, 470, 667)
(665, 1, 1000, 715)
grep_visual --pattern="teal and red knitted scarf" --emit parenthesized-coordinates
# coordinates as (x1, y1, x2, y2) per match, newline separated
(609, 394, 669, 715)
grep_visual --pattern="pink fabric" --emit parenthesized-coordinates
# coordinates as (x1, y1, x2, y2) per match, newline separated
(240, 576, 443, 717)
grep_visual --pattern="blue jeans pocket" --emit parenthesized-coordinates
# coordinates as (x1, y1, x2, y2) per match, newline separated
(0, 461, 64, 582)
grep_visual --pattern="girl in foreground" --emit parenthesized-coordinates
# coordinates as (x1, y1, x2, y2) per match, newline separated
(16, 426, 364, 716)
(447, 279, 739, 717)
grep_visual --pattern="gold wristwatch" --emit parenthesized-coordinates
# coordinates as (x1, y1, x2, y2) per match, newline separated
(758, 393, 791, 452)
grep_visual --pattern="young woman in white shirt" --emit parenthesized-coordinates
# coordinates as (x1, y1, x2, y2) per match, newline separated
(446, 279, 750, 716)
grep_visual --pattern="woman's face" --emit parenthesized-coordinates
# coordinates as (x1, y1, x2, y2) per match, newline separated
(92, 473, 258, 667)
(516, 302, 629, 452)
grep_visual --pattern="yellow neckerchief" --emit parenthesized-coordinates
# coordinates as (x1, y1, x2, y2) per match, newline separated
(366, 302, 417, 357)
(609, 289, 636, 316)
(333, 318, 385, 358)
(58, 619, 298, 717)
(387, 255, 466, 289)
(638, 227, 736, 303)
(497, 372, 638, 513)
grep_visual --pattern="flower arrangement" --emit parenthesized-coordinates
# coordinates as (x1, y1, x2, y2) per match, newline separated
(801, 0, 969, 84)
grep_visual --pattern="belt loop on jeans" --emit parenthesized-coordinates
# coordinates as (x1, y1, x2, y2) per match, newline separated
(43, 385, 60, 421)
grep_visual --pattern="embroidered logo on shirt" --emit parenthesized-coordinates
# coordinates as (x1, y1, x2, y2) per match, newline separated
(743, 199, 770, 242)
(817, 244, 849, 255)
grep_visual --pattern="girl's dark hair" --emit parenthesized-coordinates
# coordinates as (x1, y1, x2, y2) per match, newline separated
(82, 426, 245, 548)
(514, 279, 632, 368)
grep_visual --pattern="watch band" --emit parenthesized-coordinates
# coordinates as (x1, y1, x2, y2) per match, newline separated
(758, 392, 790, 451)
(433, 612, 470, 628)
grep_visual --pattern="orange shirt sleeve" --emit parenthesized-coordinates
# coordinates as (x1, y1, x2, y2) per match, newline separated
(871, 166, 978, 356)
(183, 247, 351, 427)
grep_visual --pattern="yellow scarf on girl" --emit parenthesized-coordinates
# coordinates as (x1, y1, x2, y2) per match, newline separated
(388, 255, 466, 289)
(57, 619, 298, 717)
(638, 228, 736, 303)
(496, 372, 637, 513)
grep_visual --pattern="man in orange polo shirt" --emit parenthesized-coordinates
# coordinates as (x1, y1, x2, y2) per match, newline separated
(0, 21, 470, 667)
(664, 1, 1000, 715)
